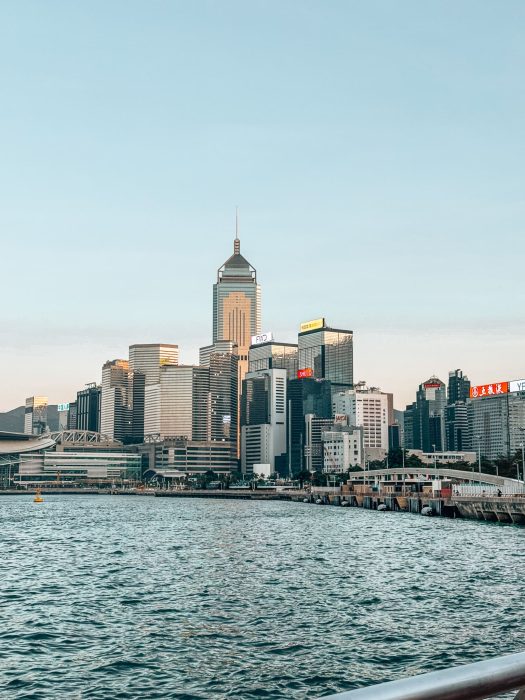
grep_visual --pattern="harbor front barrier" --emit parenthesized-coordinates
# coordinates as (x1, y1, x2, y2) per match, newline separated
(319, 650, 525, 700)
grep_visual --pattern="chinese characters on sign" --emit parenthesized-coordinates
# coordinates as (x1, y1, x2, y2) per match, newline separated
(469, 382, 509, 399)
(299, 318, 325, 333)
(297, 368, 314, 379)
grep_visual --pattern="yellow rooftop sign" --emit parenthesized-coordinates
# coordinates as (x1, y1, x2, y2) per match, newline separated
(300, 317, 325, 333)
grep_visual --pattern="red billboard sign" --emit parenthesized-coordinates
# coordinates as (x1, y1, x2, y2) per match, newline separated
(470, 382, 509, 399)
(423, 382, 442, 389)
(297, 368, 313, 379)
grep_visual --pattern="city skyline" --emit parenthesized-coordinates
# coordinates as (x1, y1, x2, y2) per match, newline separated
(1, 1, 524, 410)
(1, 225, 524, 411)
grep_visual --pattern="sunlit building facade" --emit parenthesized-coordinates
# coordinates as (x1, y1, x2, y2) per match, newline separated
(298, 323, 353, 394)
(213, 236, 261, 443)
(24, 396, 48, 435)
(100, 360, 131, 442)
(248, 341, 298, 380)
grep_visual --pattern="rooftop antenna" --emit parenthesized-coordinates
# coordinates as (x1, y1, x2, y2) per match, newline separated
(234, 207, 240, 254)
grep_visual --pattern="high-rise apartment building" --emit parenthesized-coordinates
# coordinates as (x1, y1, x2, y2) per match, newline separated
(240, 368, 287, 476)
(24, 396, 48, 435)
(298, 319, 353, 394)
(248, 340, 298, 380)
(101, 360, 131, 442)
(332, 384, 389, 454)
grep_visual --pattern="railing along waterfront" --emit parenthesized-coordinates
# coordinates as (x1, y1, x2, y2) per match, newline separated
(319, 651, 525, 700)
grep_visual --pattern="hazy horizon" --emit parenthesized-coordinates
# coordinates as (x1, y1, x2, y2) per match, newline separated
(1, 1, 524, 412)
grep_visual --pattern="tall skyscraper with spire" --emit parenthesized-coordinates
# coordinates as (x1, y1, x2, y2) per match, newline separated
(212, 218, 261, 458)
(213, 218, 261, 385)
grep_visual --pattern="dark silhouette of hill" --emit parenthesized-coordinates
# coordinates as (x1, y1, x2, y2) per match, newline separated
(0, 405, 59, 432)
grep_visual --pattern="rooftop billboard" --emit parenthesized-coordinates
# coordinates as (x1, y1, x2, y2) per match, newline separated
(250, 332, 274, 346)
(510, 379, 525, 393)
(299, 318, 325, 333)
(470, 382, 509, 399)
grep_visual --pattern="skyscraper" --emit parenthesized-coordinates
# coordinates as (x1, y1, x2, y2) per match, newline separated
(213, 231, 261, 388)
(248, 340, 298, 380)
(100, 360, 130, 442)
(144, 365, 209, 441)
(76, 384, 101, 433)
(404, 376, 447, 452)
(240, 368, 287, 476)
(24, 396, 48, 435)
(129, 344, 179, 384)
(446, 369, 471, 451)
(199, 341, 239, 462)
(448, 369, 471, 404)
(298, 319, 353, 394)
(128, 344, 179, 443)
(287, 377, 332, 475)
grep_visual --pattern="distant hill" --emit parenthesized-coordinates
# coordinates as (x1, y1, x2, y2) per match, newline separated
(0, 405, 59, 433)
(0, 406, 25, 432)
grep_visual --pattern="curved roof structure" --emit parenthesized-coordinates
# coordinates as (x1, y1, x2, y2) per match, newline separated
(0, 431, 57, 455)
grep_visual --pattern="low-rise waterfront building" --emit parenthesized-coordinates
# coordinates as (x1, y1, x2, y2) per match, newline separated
(322, 425, 364, 473)
(138, 437, 234, 476)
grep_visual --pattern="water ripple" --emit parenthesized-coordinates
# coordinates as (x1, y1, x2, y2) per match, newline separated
(0, 496, 524, 698)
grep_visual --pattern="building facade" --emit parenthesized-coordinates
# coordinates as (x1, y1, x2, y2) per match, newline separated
(100, 360, 131, 442)
(144, 365, 210, 441)
(322, 425, 364, 473)
(24, 396, 48, 435)
(213, 236, 261, 388)
(404, 376, 447, 453)
(248, 341, 298, 380)
(332, 384, 389, 453)
(287, 377, 332, 475)
(298, 321, 353, 394)
(76, 385, 101, 433)
(240, 368, 287, 476)
(468, 390, 525, 461)
(304, 415, 334, 473)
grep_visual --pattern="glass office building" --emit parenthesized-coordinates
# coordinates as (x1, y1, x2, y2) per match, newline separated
(298, 326, 353, 393)
(248, 341, 298, 380)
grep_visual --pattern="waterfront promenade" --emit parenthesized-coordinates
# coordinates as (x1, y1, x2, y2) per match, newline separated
(4, 473, 525, 524)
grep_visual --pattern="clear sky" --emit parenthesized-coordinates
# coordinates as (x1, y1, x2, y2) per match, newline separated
(1, 0, 524, 412)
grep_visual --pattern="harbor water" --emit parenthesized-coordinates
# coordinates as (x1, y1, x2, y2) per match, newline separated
(1, 495, 524, 699)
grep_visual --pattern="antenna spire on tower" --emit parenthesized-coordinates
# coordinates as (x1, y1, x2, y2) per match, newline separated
(234, 207, 240, 254)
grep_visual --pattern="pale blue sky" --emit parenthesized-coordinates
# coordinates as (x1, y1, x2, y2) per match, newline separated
(1, 0, 524, 411)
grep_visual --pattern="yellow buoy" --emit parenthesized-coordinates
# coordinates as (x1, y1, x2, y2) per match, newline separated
(33, 488, 44, 503)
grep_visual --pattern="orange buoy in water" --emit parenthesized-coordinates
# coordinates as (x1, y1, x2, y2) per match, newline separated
(33, 488, 44, 503)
